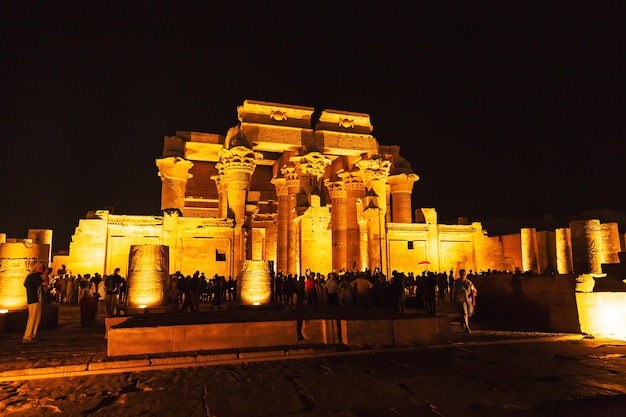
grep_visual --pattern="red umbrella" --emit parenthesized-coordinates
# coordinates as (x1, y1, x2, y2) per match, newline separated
(418, 261, 430, 266)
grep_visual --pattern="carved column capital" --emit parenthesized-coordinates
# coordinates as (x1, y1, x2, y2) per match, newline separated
(291, 152, 332, 179)
(339, 172, 365, 194)
(156, 157, 194, 182)
(325, 180, 347, 200)
(355, 156, 391, 183)
(387, 173, 419, 194)
(216, 146, 262, 181)
(271, 177, 288, 196)
(280, 164, 300, 191)
(280, 165, 298, 181)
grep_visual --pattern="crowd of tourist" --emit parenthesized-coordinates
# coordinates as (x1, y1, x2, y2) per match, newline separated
(24, 262, 485, 334)
(21, 261, 485, 342)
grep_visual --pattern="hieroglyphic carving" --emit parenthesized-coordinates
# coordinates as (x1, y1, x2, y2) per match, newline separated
(127, 245, 169, 306)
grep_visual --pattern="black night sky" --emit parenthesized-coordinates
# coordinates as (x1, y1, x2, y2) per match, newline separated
(1, 2, 625, 251)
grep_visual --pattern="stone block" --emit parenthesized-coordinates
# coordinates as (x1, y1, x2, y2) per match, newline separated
(88, 359, 151, 371)
(576, 292, 626, 337)
(104, 316, 130, 339)
(341, 319, 393, 348)
(172, 323, 242, 351)
(107, 326, 174, 356)
(150, 355, 198, 366)
(28, 364, 87, 376)
(242, 321, 298, 347)
(196, 352, 239, 363)
(238, 350, 286, 360)
(299, 318, 341, 344)
(392, 316, 451, 346)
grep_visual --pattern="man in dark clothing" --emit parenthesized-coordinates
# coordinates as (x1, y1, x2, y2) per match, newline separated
(104, 268, 123, 317)
(23, 261, 48, 343)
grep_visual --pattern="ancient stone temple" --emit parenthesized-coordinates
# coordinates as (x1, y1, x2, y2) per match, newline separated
(2, 99, 624, 303)
(52, 100, 513, 280)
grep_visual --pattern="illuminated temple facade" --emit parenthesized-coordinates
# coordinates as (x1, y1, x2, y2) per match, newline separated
(44, 100, 622, 279)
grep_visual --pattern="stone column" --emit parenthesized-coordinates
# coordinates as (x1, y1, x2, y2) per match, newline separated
(211, 169, 228, 219)
(0, 240, 50, 310)
(27, 229, 53, 263)
(326, 180, 348, 272)
(270, 177, 288, 274)
(282, 165, 300, 276)
(555, 228, 574, 274)
(356, 157, 391, 274)
(385, 184, 392, 223)
(521, 228, 539, 273)
(570, 219, 603, 274)
(127, 244, 169, 307)
(601, 222, 621, 264)
(340, 172, 365, 271)
(387, 173, 419, 223)
(216, 146, 262, 278)
(156, 157, 194, 214)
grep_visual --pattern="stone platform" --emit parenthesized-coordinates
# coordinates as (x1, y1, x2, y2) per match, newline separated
(1, 305, 59, 333)
(106, 304, 451, 357)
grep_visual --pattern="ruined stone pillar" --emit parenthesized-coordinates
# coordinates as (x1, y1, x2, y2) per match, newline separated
(270, 177, 288, 274)
(387, 173, 419, 223)
(282, 165, 300, 275)
(211, 170, 228, 219)
(27, 229, 53, 263)
(570, 219, 603, 274)
(521, 228, 539, 274)
(555, 228, 574, 274)
(340, 173, 365, 271)
(156, 157, 194, 214)
(357, 157, 391, 274)
(0, 240, 50, 310)
(601, 222, 621, 264)
(326, 180, 348, 272)
(127, 244, 169, 307)
(217, 146, 262, 278)
(385, 184, 392, 223)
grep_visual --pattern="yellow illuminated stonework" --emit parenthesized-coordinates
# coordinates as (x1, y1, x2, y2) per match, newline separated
(126, 245, 169, 307)
(23, 100, 620, 286)
(0, 237, 51, 311)
(576, 292, 626, 340)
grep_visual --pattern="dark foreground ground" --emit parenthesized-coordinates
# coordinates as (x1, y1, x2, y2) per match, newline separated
(1, 298, 626, 416)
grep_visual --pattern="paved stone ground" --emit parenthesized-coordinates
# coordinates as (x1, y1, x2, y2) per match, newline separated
(2, 297, 625, 416)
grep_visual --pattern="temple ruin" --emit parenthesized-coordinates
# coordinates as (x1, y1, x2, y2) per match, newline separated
(2, 100, 624, 288)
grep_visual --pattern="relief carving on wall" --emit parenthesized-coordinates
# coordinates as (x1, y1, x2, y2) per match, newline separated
(269, 110, 287, 121)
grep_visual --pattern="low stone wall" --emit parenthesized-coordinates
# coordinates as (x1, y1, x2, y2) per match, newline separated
(471, 274, 626, 334)
(2, 305, 59, 333)
(106, 314, 451, 357)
